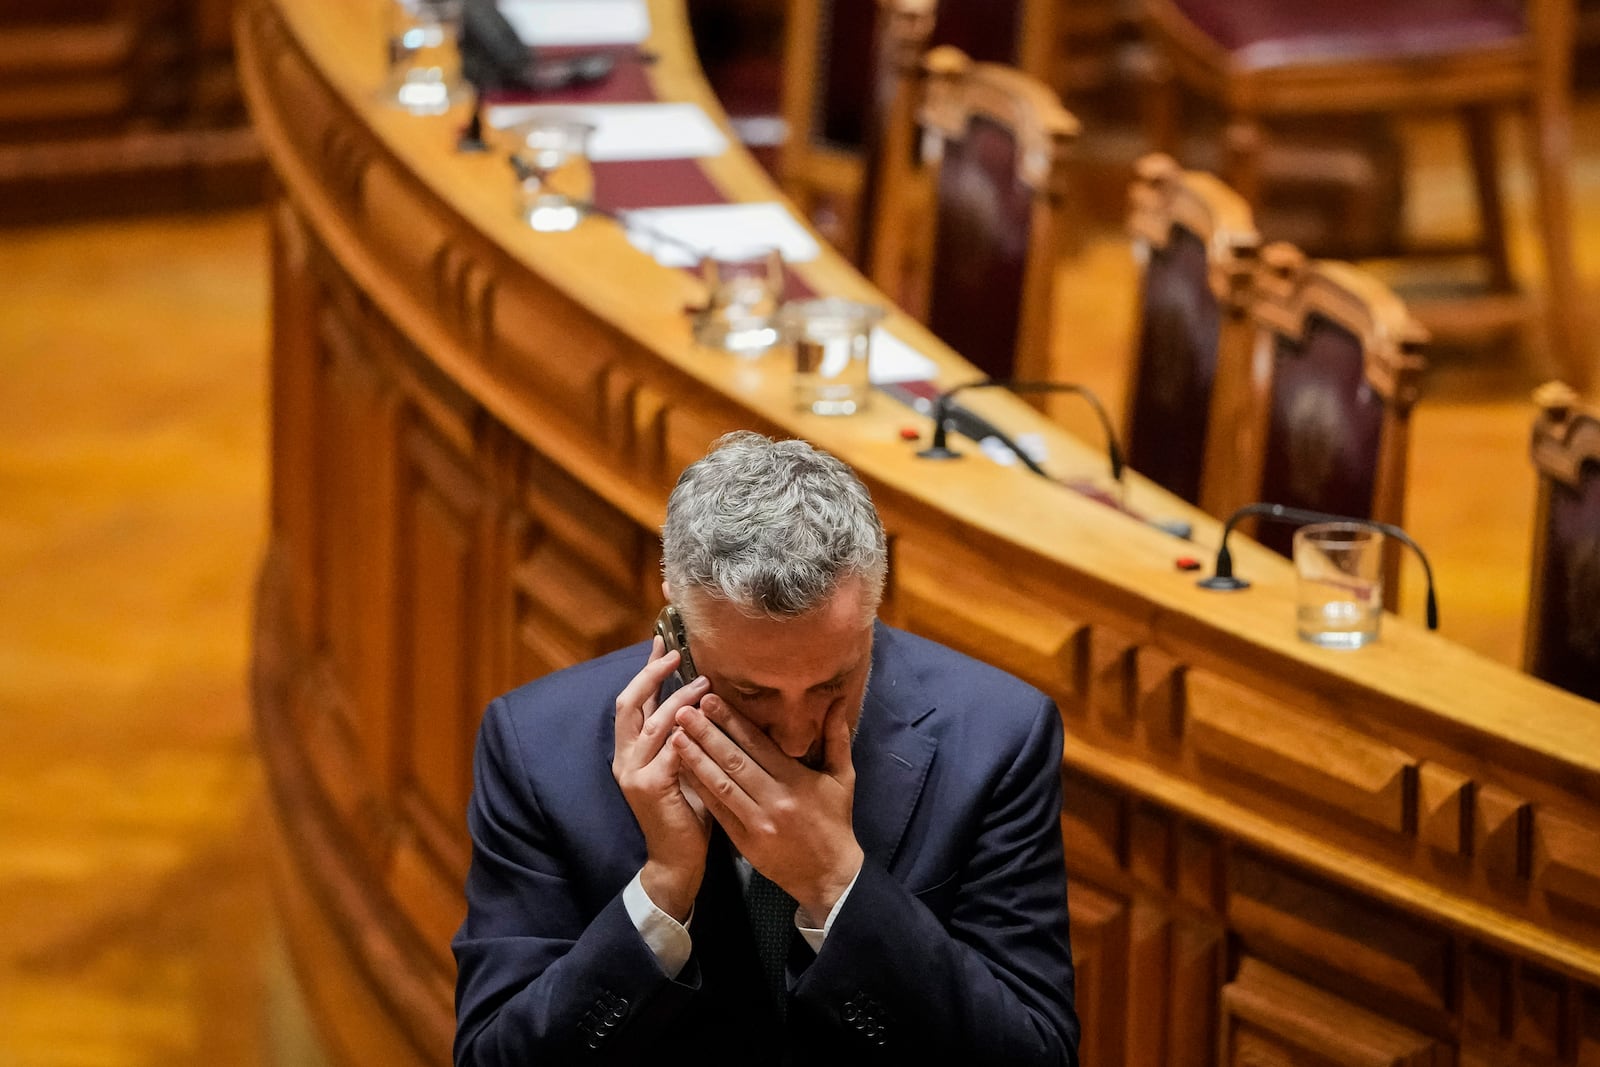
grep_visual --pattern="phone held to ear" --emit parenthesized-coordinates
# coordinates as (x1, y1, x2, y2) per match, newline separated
(654, 605, 698, 686)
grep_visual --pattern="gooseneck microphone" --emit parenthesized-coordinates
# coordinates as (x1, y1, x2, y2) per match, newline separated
(1198, 502, 1439, 631)
(458, 86, 488, 152)
(917, 378, 1126, 490)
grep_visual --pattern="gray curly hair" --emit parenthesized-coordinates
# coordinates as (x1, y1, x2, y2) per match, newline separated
(662, 431, 887, 627)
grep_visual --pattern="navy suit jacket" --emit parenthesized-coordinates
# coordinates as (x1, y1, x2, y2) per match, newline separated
(452, 622, 1079, 1065)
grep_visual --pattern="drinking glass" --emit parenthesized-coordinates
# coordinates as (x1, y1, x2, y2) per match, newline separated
(383, 0, 465, 115)
(512, 120, 596, 233)
(691, 246, 785, 354)
(1294, 522, 1383, 648)
(782, 298, 884, 415)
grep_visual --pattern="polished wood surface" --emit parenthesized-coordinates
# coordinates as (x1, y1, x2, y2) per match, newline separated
(237, 1, 1600, 1065)
(0, 211, 276, 1065)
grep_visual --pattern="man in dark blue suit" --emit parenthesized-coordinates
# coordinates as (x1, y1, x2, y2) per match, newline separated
(453, 432, 1079, 1065)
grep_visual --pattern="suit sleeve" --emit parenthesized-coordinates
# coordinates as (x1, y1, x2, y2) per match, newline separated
(796, 692, 1079, 1066)
(451, 697, 698, 1066)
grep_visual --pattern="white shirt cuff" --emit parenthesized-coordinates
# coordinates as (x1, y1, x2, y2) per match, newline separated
(796, 867, 861, 954)
(623, 869, 693, 979)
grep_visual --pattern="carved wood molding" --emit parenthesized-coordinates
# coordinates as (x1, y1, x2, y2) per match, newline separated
(1222, 958, 1442, 1066)
(1531, 380, 1600, 489)
(252, 544, 455, 1065)
(1251, 242, 1429, 408)
(1127, 152, 1260, 309)
(918, 44, 1079, 193)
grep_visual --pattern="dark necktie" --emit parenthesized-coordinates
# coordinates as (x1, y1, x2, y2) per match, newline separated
(744, 868, 796, 1019)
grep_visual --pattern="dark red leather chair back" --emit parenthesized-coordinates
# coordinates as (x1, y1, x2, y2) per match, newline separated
(1527, 466, 1600, 701)
(926, 115, 1032, 381)
(815, 0, 879, 150)
(1526, 384, 1600, 702)
(1234, 248, 1426, 580)
(1255, 313, 1386, 557)
(1124, 156, 1259, 516)
(1126, 228, 1221, 504)
(931, 0, 1022, 66)
(814, 0, 1025, 153)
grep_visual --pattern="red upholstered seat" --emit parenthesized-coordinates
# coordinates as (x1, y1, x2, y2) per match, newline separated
(1170, 0, 1524, 69)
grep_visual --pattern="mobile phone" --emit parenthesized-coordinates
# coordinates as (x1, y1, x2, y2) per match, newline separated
(653, 605, 698, 686)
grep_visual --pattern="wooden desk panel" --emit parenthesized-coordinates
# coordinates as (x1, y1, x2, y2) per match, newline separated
(237, 2, 1600, 1064)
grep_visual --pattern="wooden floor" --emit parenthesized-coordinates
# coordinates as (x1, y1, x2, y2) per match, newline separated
(0, 212, 276, 1066)
(0, 105, 1594, 1063)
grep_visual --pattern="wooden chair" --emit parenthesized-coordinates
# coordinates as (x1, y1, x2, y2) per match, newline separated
(875, 46, 1077, 384)
(1219, 243, 1429, 605)
(1525, 381, 1600, 702)
(1140, 0, 1590, 391)
(1124, 153, 1259, 509)
(777, 0, 1055, 265)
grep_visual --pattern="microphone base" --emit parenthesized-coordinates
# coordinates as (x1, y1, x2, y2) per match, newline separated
(1197, 574, 1251, 591)
(917, 444, 962, 461)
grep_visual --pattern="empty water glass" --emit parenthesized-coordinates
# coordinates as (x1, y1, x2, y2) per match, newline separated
(692, 246, 785, 354)
(383, 0, 465, 115)
(1294, 522, 1383, 648)
(783, 298, 885, 416)
(512, 119, 596, 233)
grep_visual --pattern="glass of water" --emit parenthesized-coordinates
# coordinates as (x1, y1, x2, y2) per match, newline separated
(383, 0, 465, 115)
(512, 119, 596, 232)
(782, 298, 885, 416)
(691, 246, 786, 354)
(1293, 522, 1383, 648)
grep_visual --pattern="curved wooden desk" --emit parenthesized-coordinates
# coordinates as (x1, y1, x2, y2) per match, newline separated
(237, 2, 1600, 1064)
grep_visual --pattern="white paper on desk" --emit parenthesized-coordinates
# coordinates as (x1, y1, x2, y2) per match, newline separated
(868, 329, 938, 384)
(486, 103, 729, 162)
(497, 0, 651, 46)
(621, 203, 821, 268)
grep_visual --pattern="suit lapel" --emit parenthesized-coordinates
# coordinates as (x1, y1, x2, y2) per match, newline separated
(850, 625, 938, 871)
